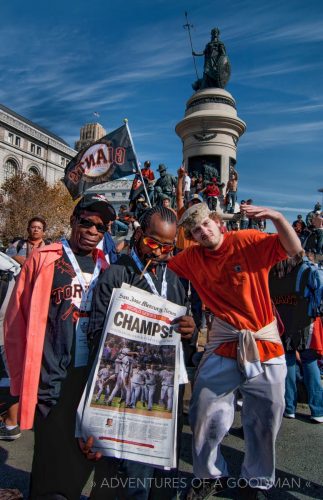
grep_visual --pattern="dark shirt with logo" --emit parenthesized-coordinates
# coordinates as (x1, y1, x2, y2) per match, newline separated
(269, 265, 311, 351)
(38, 248, 95, 415)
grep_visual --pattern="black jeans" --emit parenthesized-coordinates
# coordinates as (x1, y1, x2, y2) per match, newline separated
(30, 365, 93, 500)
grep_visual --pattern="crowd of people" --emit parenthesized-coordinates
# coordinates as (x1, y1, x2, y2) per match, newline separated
(0, 162, 322, 500)
(136, 161, 239, 214)
(112, 164, 268, 245)
(292, 203, 323, 255)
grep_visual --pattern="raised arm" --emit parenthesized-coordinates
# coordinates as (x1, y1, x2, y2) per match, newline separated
(242, 204, 302, 257)
(176, 166, 185, 210)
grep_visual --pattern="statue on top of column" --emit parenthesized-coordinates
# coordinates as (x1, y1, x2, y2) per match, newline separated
(192, 28, 231, 91)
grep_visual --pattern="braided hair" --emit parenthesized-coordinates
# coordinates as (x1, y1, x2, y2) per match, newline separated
(130, 206, 177, 249)
(139, 206, 177, 232)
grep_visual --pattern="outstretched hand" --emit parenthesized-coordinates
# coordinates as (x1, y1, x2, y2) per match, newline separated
(177, 165, 185, 178)
(171, 315, 195, 340)
(240, 204, 281, 222)
(78, 436, 102, 461)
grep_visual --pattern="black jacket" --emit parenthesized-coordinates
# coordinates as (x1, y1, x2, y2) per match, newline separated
(89, 254, 192, 360)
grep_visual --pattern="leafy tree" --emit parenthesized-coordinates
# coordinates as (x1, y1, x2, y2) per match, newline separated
(0, 172, 75, 246)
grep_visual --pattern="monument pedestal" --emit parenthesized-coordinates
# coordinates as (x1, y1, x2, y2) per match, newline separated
(175, 88, 246, 209)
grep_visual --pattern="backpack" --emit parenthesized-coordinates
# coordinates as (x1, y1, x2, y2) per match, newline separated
(16, 238, 51, 254)
(295, 257, 323, 318)
(0, 252, 20, 309)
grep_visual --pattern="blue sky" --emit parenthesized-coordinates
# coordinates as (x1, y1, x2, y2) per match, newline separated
(1, 0, 322, 224)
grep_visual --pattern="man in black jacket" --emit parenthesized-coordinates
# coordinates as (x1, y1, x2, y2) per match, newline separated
(88, 206, 195, 500)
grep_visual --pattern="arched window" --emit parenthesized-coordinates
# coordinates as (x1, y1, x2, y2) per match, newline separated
(4, 158, 18, 180)
(29, 166, 40, 176)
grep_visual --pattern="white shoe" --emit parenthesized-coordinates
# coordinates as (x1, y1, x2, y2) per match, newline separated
(283, 412, 295, 419)
(311, 416, 323, 423)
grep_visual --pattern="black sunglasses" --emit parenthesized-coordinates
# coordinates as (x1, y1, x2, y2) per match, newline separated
(77, 217, 106, 234)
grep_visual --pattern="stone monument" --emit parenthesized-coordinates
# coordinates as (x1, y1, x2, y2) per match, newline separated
(176, 27, 246, 212)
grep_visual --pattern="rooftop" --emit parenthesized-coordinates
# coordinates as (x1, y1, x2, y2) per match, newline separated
(0, 103, 70, 147)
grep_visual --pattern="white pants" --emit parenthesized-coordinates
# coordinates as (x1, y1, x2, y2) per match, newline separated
(107, 373, 127, 402)
(130, 383, 144, 407)
(189, 355, 286, 488)
(146, 384, 156, 410)
(95, 380, 110, 401)
(160, 385, 174, 411)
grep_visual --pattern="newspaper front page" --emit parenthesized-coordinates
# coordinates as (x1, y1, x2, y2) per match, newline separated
(77, 284, 187, 468)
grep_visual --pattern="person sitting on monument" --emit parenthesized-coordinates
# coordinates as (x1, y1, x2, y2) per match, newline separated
(190, 174, 198, 196)
(183, 169, 192, 206)
(200, 177, 221, 211)
(196, 173, 205, 194)
(141, 160, 155, 203)
(225, 170, 238, 213)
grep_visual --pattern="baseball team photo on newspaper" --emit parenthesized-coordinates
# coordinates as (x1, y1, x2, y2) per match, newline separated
(76, 284, 188, 469)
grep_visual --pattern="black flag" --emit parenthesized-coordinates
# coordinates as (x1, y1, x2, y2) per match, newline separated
(63, 124, 137, 200)
(129, 173, 147, 202)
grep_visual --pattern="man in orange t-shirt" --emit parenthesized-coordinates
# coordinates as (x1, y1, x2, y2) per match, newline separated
(168, 202, 302, 498)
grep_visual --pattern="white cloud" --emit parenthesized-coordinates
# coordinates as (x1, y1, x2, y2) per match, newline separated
(233, 61, 321, 82)
(260, 21, 323, 43)
(241, 101, 323, 115)
(239, 120, 323, 149)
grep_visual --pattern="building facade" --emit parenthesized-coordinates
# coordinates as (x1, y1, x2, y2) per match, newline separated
(0, 103, 76, 185)
(75, 123, 107, 151)
(87, 179, 132, 213)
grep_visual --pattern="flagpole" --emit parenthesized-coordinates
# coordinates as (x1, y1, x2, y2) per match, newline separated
(124, 118, 152, 208)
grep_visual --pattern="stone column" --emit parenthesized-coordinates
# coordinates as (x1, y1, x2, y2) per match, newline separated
(175, 88, 246, 212)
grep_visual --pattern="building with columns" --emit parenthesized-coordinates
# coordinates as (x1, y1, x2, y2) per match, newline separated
(0, 104, 133, 207)
(88, 179, 133, 213)
(0, 103, 76, 185)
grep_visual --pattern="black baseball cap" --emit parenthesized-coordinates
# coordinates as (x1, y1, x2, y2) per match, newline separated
(73, 193, 116, 223)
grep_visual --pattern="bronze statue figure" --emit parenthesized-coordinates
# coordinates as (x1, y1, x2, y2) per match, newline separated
(192, 28, 231, 91)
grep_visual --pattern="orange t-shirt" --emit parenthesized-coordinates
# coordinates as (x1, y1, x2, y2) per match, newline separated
(168, 230, 287, 361)
(176, 206, 198, 250)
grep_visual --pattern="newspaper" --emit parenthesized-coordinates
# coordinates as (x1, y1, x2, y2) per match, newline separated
(77, 284, 187, 468)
